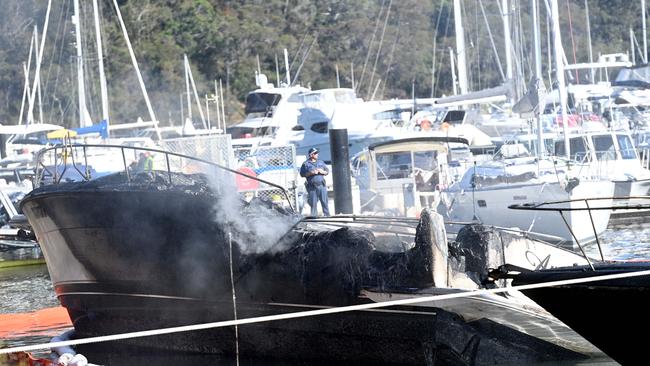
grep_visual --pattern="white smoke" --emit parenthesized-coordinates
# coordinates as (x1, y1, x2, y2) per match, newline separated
(207, 170, 296, 254)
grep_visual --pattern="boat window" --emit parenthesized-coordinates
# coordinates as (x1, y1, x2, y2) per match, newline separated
(227, 126, 277, 139)
(413, 151, 437, 171)
(593, 134, 616, 160)
(351, 154, 370, 188)
(616, 134, 637, 160)
(332, 90, 357, 103)
(556, 137, 588, 162)
(244, 93, 282, 117)
(376, 151, 412, 180)
(8, 131, 52, 145)
(310, 122, 329, 134)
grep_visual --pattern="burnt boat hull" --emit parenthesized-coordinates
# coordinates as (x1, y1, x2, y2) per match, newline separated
(511, 263, 650, 365)
(21, 174, 588, 364)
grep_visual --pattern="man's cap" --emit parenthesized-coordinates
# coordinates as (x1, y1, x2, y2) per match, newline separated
(308, 147, 319, 155)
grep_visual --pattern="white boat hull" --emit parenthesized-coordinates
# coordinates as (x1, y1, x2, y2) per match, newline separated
(445, 180, 614, 245)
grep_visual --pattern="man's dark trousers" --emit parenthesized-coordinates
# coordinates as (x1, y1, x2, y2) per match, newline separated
(308, 183, 330, 216)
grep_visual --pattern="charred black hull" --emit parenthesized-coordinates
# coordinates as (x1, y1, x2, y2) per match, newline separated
(21, 173, 588, 364)
(511, 263, 650, 365)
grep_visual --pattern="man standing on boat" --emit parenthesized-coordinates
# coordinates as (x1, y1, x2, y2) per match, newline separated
(300, 147, 330, 217)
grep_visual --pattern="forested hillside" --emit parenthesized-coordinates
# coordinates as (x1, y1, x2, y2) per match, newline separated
(0, 0, 645, 129)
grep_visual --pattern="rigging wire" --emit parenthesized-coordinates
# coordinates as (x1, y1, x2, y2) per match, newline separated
(431, 0, 446, 98)
(378, 13, 401, 99)
(357, 0, 385, 94)
(477, 0, 506, 83)
(228, 232, 240, 366)
(366, 0, 392, 100)
(565, 0, 579, 82)
(47, 0, 71, 126)
(434, 3, 453, 97)
(291, 33, 318, 86)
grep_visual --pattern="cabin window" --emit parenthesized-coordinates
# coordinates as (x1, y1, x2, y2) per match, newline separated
(9, 131, 52, 145)
(616, 134, 637, 160)
(227, 126, 277, 139)
(593, 135, 616, 160)
(556, 138, 588, 162)
(310, 122, 329, 134)
(413, 151, 438, 171)
(244, 93, 281, 116)
(376, 151, 412, 180)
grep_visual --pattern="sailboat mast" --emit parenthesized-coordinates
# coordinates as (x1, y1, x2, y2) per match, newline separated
(550, 0, 570, 158)
(502, 0, 513, 90)
(453, 0, 468, 95)
(73, 0, 90, 128)
(532, 0, 544, 158)
(112, 0, 161, 140)
(284, 48, 291, 86)
(184, 55, 192, 123)
(641, 0, 648, 63)
(92, 0, 109, 131)
(584, 0, 595, 83)
(26, 0, 51, 127)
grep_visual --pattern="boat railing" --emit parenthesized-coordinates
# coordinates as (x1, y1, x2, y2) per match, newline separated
(508, 196, 650, 270)
(32, 143, 296, 212)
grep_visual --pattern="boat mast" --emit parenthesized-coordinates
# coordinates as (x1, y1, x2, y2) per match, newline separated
(73, 0, 91, 128)
(449, 47, 458, 95)
(550, 0, 570, 158)
(502, 0, 513, 103)
(111, 0, 161, 140)
(642, 0, 649, 63)
(184, 54, 207, 129)
(585, 0, 595, 83)
(92, 0, 109, 134)
(532, 0, 544, 158)
(453, 0, 468, 95)
(284, 48, 291, 86)
(184, 55, 192, 124)
(19, 29, 36, 126)
(26, 0, 51, 127)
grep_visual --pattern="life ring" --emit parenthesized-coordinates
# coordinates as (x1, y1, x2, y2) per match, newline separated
(440, 122, 451, 132)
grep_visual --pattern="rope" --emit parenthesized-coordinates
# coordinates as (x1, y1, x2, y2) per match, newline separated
(2, 268, 649, 355)
(228, 232, 240, 366)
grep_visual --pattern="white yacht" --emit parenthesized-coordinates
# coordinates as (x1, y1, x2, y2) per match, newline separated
(443, 156, 614, 247)
(227, 75, 426, 163)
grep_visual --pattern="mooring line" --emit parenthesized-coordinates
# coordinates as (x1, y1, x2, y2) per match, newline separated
(2, 269, 650, 355)
(227, 232, 240, 366)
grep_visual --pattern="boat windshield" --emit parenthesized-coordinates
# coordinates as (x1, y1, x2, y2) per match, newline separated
(375, 150, 438, 180)
(244, 92, 282, 117)
(616, 133, 637, 159)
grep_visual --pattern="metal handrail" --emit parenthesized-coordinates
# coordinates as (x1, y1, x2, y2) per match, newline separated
(508, 196, 650, 270)
(507, 196, 650, 211)
(33, 143, 295, 212)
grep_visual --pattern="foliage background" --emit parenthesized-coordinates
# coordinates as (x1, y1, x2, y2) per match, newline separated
(0, 0, 644, 128)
